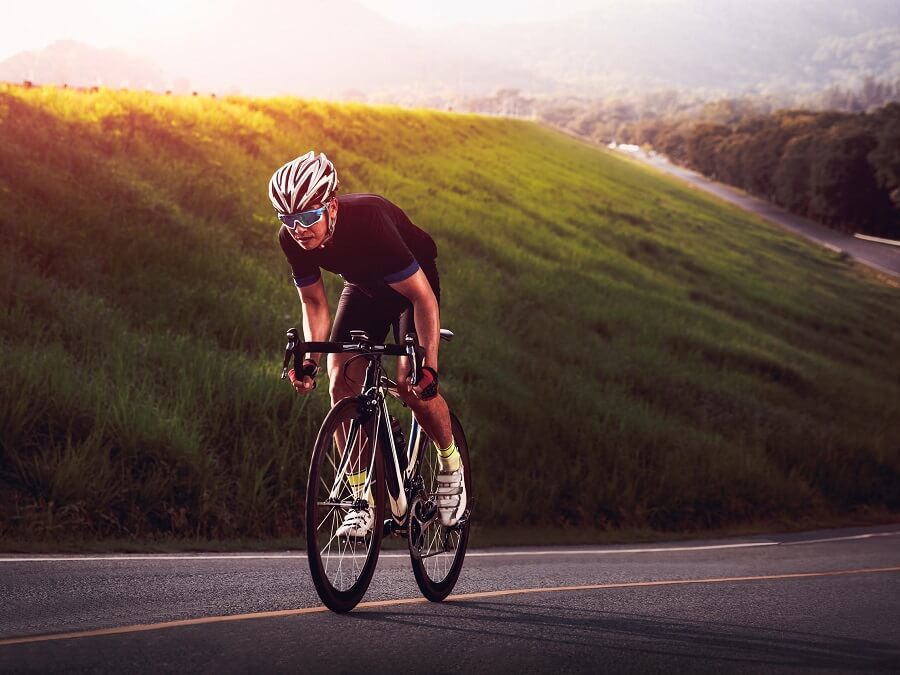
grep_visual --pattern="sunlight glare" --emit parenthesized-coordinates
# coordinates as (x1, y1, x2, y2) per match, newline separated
(0, 1, 233, 60)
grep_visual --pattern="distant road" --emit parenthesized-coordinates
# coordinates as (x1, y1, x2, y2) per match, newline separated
(1, 524, 899, 672)
(631, 152, 900, 280)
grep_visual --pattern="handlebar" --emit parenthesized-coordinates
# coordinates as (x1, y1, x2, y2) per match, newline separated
(280, 329, 426, 385)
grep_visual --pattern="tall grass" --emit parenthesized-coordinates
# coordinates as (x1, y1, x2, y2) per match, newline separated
(1, 84, 898, 541)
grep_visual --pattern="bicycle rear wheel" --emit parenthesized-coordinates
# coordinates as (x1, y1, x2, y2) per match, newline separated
(306, 397, 385, 613)
(409, 412, 472, 601)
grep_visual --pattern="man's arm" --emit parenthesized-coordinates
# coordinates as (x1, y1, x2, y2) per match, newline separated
(298, 278, 331, 362)
(388, 269, 440, 373)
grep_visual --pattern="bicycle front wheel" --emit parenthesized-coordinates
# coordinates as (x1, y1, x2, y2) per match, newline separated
(409, 412, 472, 601)
(306, 397, 385, 613)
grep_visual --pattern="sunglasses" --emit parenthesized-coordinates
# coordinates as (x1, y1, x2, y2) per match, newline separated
(278, 203, 328, 229)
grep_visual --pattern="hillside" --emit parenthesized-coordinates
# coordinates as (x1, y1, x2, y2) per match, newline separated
(1, 85, 899, 543)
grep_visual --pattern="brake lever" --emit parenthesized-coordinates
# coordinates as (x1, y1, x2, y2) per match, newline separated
(404, 333, 423, 386)
(281, 328, 299, 379)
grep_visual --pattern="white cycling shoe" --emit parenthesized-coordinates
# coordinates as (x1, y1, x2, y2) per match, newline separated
(335, 507, 375, 538)
(435, 466, 467, 527)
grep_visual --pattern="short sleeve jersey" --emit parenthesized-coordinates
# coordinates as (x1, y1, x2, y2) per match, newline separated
(279, 193, 437, 295)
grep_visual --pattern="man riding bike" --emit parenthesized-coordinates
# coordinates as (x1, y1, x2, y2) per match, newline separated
(270, 151, 466, 538)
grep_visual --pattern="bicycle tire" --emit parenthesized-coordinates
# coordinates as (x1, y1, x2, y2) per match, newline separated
(306, 397, 385, 613)
(409, 412, 472, 602)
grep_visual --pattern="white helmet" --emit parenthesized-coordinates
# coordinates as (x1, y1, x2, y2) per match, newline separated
(268, 151, 340, 214)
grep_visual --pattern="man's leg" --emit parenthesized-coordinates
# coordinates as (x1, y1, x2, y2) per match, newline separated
(328, 351, 370, 468)
(328, 280, 388, 434)
(328, 352, 367, 405)
(328, 351, 374, 528)
(328, 285, 392, 536)
(396, 358, 453, 449)
(398, 360, 465, 525)
(393, 263, 451, 450)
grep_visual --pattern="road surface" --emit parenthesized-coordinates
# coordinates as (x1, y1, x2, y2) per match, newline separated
(1, 524, 899, 672)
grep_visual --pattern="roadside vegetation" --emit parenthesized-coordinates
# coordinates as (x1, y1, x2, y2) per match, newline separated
(1, 84, 898, 544)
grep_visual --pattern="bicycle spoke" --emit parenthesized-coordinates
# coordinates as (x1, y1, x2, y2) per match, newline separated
(323, 508, 340, 577)
(316, 505, 338, 531)
(320, 524, 342, 558)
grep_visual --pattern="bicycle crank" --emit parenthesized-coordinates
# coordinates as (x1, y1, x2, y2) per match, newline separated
(407, 494, 439, 560)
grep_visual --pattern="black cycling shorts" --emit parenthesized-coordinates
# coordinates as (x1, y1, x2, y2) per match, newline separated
(330, 261, 440, 344)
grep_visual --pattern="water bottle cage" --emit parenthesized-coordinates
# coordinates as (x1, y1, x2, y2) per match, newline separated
(390, 415, 405, 450)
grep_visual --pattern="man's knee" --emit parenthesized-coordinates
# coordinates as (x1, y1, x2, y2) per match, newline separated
(328, 353, 367, 401)
(329, 378, 349, 403)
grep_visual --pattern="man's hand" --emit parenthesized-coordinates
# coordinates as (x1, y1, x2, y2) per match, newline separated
(288, 359, 318, 394)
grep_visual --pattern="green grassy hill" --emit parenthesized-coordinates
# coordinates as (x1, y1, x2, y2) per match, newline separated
(1, 85, 898, 544)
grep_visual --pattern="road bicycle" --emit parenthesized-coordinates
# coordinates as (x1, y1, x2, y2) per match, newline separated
(281, 327, 472, 613)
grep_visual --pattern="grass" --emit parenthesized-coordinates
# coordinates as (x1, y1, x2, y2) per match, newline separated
(1, 84, 899, 546)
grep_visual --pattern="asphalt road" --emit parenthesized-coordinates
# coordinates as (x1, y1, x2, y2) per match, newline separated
(1, 524, 899, 673)
(632, 152, 900, 280)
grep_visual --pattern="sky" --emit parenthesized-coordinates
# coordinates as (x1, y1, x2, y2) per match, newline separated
(3, 0, 895, 98)
(355, 0, 606, 25)
(0, 0, 609, 61)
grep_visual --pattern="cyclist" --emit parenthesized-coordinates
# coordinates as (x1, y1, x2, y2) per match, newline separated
(270, 151, 466, 538)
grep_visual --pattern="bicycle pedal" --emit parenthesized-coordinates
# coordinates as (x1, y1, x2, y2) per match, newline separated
(340, 535, 370, 546)
(448, 510, 472, 531)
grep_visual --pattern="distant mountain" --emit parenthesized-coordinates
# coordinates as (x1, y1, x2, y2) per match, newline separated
(0, 40, 169, 90)
(420, 0, 900, 95)
(812, 28, 900, 83)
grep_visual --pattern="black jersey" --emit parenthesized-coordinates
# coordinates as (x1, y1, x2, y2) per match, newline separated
(279, 193, 437, 295)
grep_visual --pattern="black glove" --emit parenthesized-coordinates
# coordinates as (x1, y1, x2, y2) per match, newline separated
(288, 359, 319, 390)
(300, 359, 319, 379)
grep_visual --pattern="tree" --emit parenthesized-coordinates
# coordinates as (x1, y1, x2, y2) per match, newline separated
(714, 132, 756, 188)
(685, 123, 729, 176)
(809, 124, 894, 235)
(868, 103, 900, 213)
(773, 134, 815, 216)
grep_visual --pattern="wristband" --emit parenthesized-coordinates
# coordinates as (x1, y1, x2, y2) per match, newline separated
(419, 366, 439, 400)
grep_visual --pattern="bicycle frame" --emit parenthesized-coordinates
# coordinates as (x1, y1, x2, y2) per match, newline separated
(338, 355, 428, 526)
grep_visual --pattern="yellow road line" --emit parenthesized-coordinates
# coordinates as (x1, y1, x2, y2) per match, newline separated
(2, 566, 898, 647)
(442, 566, 900, 601)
